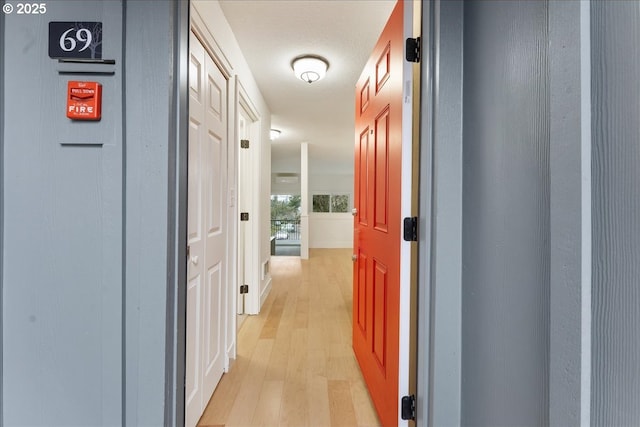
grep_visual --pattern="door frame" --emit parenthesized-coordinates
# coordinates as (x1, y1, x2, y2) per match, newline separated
(162, 0, 191, 425)
(416, 1, 465, 425)
(235, 79, 262, 316)
(400, 2, 422, 426)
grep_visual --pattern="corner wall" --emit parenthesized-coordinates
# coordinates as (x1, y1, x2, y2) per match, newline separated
(1, 1, 186, 425)
(308, 173, 353, 249)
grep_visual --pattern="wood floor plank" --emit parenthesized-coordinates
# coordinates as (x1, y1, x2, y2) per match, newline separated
(350, 379, 381, 427)
(225, 338, 274, 426)
(260, 291, 286, 339)
(198, 249, 380, 427)
(307, 374, 331, 427)
(250, 380, 284, 426)
(281, 327, 310, 427)
(328, 380, 358, 427)
(279, 376, 309, 427)
(264, 330, 292, 381)
(197, 353, 249, 425)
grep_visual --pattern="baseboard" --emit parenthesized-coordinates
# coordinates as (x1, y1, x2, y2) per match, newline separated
(225, 340, 236, 373)
(260, 276, 272, 309)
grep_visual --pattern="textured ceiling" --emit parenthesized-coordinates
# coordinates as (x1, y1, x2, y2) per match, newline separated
(218, 0, 396, 174)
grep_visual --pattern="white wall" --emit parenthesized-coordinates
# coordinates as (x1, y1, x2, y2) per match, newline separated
(271, 167, 354, 249)
(309, 173, 353, 194)
(309, 173, 353, 248)
(309, 213, 353, 248)
(271, 175, 301, 195)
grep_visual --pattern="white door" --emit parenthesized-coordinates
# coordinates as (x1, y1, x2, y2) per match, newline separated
(186, 32, 228, 427)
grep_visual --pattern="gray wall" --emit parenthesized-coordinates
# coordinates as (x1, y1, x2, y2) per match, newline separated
(3, 3, 124, 424)
(0, 5, 5, 421)
(1, 1, 185, 425)
(591, 2, 640, 424)
(461, 1, 550, 425)
(421, 1, 640, 425)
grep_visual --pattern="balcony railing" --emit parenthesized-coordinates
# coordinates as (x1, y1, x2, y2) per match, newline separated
(271, 219, 301, 241)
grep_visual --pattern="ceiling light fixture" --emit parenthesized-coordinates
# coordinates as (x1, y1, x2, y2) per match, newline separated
(270, 129, 281, 140)
(292, 55, 329, 84)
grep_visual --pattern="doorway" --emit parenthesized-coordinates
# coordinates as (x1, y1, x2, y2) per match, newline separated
(270, 194, 302, 257)
(237, 83, 261, 321)
(184, 1, 415, 426)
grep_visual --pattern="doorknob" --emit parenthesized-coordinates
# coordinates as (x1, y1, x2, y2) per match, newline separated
(352, 254, 358, 262)
(352, 208, 358, 216)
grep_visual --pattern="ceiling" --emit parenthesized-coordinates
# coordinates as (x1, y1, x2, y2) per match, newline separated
(218, 0, 396, 175)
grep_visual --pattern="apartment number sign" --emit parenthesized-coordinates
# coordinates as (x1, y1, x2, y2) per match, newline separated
(48, 22, 102, 59)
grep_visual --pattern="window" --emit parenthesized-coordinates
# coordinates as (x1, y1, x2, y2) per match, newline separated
(331, 194, 349, 213)
(312, 194, 350, 213)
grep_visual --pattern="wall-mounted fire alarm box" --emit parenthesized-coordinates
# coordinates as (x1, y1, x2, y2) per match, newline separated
(67, 81, 102, 120)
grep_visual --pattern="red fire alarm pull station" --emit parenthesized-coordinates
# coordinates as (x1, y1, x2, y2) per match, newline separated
(67, 81, 102, 120)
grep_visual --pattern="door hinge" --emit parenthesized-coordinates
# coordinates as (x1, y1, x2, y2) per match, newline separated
(406, 37, 421, 63)
(240, 212, 249, 221)
(240, 139, 250, 149)
(403, 217, 418, 241)
(401, 394, 416, 421)
(240, 285, 249, 294)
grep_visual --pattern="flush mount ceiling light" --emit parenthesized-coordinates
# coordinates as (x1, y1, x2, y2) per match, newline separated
(292, 55, 329, 84)
(270, 129, 281, 140)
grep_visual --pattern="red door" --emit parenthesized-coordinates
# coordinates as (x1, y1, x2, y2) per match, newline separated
(353, 1, 404, 426)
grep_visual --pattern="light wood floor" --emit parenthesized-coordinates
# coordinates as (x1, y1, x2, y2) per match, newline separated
(198, 249, 381, 427)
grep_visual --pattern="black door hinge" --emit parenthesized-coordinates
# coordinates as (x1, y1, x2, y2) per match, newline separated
(240, 212, 249, 221)
(240, 139, 250, 149)
(406, 37, 420, 63)
(401, 394, 416, 421)
(240, 285, 248, 294)
(403, 217, 418, 241)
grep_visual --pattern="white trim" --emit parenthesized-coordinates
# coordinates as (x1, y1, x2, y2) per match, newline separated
(260, 276, 272, 308)
(225, 341, 234, 373)
(428, 1, 464, 424)
(238, 80, 261, 122)
(416, 1, 435, 425)
(300, 143, 310, 259)
(398, 2, 415, 426)
(190, 5, 233, 79)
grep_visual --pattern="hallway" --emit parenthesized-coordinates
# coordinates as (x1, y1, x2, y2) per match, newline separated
(198, 249, 380, 427)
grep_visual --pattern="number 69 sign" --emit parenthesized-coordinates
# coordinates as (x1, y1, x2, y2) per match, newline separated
(49, 22, 102, 59)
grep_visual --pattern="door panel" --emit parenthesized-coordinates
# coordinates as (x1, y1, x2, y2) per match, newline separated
(373, 260, 388, 368)
(204, 263, 222, 380)
(356, 252, 368, 333)
(186, 31, 228, 427)
(202, 36, 227, 414)
(186, 276, 201, 404)
(374, 108, 390, 231)
(358, 128, 370, 226)
(353, 2, 404, 426)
